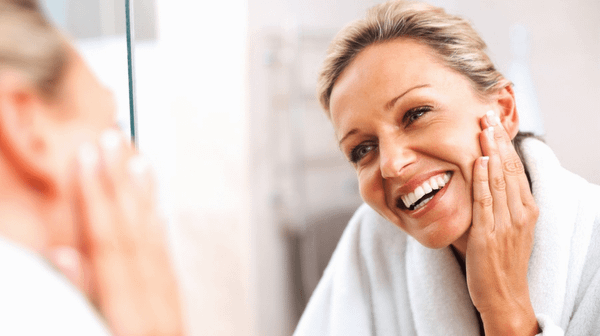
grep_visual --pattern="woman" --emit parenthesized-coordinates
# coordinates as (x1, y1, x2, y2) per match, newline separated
(295, 1, 600, 335)
(0, 1, 183, 335)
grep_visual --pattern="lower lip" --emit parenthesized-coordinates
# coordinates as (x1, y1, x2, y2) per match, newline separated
(405, 173, 452, 218)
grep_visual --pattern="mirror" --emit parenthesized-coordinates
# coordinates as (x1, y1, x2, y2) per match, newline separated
(41, 0, 157, 142)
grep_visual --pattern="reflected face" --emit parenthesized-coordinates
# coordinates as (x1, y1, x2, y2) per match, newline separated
(47, 49, 117, 188)
(330, 39, 494, 249)
(40, 48, 117, 246)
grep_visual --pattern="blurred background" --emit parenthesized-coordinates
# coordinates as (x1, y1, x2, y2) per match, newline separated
(42, 0, 600, 335)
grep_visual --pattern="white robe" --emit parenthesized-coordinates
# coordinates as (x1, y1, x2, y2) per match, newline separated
(0, 236, 111, 335)
(295, 139, 600, 335)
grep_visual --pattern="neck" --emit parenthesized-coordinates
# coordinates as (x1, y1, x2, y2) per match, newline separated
(451, 230, 469, 262)
(0, 163, 75, 255)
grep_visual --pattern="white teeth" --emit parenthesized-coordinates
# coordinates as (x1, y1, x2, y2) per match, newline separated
(408, 193, 417, 207)
(414, 195, 433, 210)
(401, 194, 411, 208)
(401, 194, 409, 208)
(401, 172, 452, 210)
(414, 186, 425, 201)
(422, 182, 433, 194)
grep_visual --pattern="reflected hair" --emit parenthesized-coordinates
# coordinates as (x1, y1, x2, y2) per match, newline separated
(317, 0, 506, 116)
(0, 0, 67, 96)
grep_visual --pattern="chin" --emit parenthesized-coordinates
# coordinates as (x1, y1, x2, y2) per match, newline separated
(416, 235, 454, 249)
(413, 219, 470, 250)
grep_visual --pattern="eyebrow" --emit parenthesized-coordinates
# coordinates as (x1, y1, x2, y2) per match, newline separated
(384, 83, 430, 111)
(338, 83, 430, 146)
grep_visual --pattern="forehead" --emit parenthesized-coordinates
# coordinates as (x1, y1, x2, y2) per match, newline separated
(329, 39, 464, 132)
(330, 39, 440, 110)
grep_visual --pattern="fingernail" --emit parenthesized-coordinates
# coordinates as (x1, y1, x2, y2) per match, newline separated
(487, 126, 494, 136)
(480, 156, 489, 167)
(51, 247, 80, 273)
(128, 155, 151, 187)
(486, 110, 497, 126)
(78, 142, 98, 175)
(99, 129, 122, 163)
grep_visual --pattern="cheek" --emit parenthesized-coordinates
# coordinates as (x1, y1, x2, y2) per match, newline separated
(357, 166, 389, 212)
(432, 120, 482, 172)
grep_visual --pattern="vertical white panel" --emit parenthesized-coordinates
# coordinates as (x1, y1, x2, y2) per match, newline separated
(151, 0, 252, 335)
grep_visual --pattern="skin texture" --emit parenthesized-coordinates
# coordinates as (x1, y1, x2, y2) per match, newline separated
(330, 39, 539, 335)
(0, 46, 183, 336)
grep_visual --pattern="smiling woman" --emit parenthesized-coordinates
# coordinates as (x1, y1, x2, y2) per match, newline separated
(330, 39, 512, 251)
(294, 1, 600, 336)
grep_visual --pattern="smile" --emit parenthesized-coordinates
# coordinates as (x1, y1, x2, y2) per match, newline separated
(399, 172, 452, 211)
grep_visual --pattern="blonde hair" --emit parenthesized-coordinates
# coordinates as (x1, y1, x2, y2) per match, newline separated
(318, 0, 506, 116)
(0, 0, 67, 96)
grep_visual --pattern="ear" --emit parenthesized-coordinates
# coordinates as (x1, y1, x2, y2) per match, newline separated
(0, 71, 56, 195)
(494, 83, 519, 139)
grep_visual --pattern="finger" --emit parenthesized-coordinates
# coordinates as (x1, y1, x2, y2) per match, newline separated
(107, 152, 172, 333)
(76, 142, 138, 309)
(482, 111, 532, 211)
(74, 142, 108, 301)
(99, 130, 140, 233)
(479, 125, 511, 229)
(127, 158, 183, 333)
(472, 156, 494, 233)
(78, 136, 180, 335)
(128, 155, 157, 216)
(98, 129, 125, 198)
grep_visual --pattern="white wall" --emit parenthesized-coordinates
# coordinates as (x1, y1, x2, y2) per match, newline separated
(149, 1, 252, 335)
(450, 0, 600, 184)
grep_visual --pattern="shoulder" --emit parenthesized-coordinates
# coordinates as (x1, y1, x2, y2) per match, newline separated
(0, 236, 111, 336)
(575, 194, 600, 298)
(566, 210, 600, 334)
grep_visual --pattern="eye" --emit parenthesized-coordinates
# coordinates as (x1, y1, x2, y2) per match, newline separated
(350, 142, 377, 164)
(403, 106, 432, 126)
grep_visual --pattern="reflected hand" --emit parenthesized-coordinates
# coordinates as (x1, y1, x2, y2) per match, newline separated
(52, 130, 184, 336)
(466, 111, 539, 336)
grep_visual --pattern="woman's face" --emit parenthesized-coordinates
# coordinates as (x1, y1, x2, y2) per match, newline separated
(330, 39, 498, 249)
(48, 48, 117, 185)
(41, 47, 117, 246)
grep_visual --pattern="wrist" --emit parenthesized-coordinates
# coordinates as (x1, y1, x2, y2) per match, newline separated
(480, 306, 540, 336)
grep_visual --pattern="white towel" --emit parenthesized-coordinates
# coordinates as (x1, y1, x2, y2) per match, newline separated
(295, 138, 600, 335)
(0, 236, 111, 335)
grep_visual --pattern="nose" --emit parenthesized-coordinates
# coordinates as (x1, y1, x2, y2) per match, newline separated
(379, 138, 414, 179)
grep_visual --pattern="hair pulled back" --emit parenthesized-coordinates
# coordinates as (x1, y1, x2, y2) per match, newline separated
(0, 0, 66, 95)
(318, 0, 506, 116)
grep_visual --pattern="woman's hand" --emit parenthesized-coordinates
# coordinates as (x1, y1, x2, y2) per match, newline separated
(466, 111, 540, 336)
(52, 130, 184, 336)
